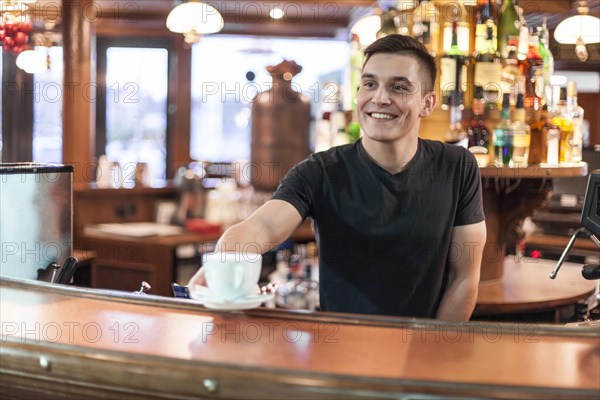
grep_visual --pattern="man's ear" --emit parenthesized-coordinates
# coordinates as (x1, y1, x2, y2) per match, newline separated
(420, 92, 436, 117)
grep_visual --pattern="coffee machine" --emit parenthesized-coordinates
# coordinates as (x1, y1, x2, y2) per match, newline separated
(0, 163, 77, 283)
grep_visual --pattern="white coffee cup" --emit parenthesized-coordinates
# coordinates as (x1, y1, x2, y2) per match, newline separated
(203, 252, 262, 301)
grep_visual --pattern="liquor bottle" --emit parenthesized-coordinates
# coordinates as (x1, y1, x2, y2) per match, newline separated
(511, 93, 531, 166)
(468, 86, 490, 163)
(541, 106, 560, 165)
(551, 88, 574, 164)
(515, 1, 529, 60)
(521, 28, 544, 115)
(497, 0, 519, 59)
(377, 8, 398, 39)
(445, 92, 468, 147)
(413, 0, 440, 56)
(537, 18, 554, 106)
(566, 81, 584, 163)
(527, 108, 544, 164)
(493, 93, 514, 166)
(440, 21, 466, 110)
(500, 36, 521, 107)
(474, 0, 501, 103)
(475, 0, 497, 53)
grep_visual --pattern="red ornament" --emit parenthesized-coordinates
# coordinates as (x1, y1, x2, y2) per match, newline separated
(14, 31, 27, 46)
(19, 21, 33, 34)
(0, 18, 32, 54)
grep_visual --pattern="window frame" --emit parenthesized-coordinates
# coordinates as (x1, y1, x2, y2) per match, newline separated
(95, 36, 176, 179)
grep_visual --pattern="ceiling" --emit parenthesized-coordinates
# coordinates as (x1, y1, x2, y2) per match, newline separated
(27, 0, 377, 38)
(23, 0, 600, 39)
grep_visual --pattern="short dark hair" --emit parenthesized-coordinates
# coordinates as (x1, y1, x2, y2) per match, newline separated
(363, 34, 436, 94)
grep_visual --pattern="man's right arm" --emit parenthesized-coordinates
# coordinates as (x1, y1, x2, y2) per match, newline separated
(188, 199, 303, 286)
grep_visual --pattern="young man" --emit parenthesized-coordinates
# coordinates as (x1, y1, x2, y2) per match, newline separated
(190, 35, 486, 322)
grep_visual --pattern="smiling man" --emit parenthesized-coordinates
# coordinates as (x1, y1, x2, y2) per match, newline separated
(189, 35, 486, 322)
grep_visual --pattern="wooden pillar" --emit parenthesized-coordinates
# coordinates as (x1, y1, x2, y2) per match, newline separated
(169, 39, 192, 177)
(62, 0, 95, 183)
(1, 52, 33, 162)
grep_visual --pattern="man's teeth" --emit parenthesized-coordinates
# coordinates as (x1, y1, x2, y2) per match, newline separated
(371, 112, 394, 120)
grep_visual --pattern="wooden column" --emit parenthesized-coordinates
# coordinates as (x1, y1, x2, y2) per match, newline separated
(62, 0, 95, 183)
(169, 39, 192, 177)
(1, 52, 33, 162)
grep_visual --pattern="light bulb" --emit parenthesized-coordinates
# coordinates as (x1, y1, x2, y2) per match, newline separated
(575, 36, 588, 62)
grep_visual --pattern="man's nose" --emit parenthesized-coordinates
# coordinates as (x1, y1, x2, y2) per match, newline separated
(371, 86, 391, 105)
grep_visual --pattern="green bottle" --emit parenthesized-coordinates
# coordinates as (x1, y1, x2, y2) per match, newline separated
(498, 0, 519, 59)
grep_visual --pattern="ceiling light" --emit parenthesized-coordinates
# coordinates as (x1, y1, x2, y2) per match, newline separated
(351, 14, 381, 46)
(166, 1, 224, 45)
(554, 1, 600, 62)
(269, 8, 284, 20)
(16, 47, 47, 74)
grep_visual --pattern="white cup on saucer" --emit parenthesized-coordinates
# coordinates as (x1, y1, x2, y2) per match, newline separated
(203, 252, 262, 302)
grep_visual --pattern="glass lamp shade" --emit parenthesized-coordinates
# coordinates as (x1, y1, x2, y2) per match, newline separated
(15, 48, 47, 74)
(166, 2, 224, 43)
(351, 14, 381, 46)
(554, 14, 600, 44)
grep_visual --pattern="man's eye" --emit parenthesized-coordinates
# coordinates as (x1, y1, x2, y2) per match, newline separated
(363, 81, 375, 88)
(394, 85, 408, 92)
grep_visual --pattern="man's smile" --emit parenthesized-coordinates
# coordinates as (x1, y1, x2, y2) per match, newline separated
(366, 112, 398, 120)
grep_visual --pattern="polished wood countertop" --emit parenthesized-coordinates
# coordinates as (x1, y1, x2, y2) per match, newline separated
(1, 278, 598, 399)
(475, 257, 597, 315)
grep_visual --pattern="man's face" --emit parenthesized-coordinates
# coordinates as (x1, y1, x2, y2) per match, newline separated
(357, 53, 435, 143)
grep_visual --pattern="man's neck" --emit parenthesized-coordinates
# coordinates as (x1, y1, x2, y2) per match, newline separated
(361, 136, 419, 175)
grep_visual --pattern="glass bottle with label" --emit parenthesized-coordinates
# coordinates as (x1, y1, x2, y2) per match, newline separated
(521, 29, 544, 116)
(566, 81, 584, 163)
(537, 18, 554, 107)
(541, 106, 560, 165)
(474, 0, 501, 103)
(500, 36, 521, 108)
(551, 88, 574, 164)
(440, 21, 467, 110)
(527, 108, 544, 164)
(468, 86, 490, 163)
(515, 1, 529, 60)
(511, 93, 531, 166)
(377, 8, 398, 39)
(445, 92, 468, 147)
(493, 93, 514, 166)
(413, 0, 440, 56)
(497, 0, 519, 59)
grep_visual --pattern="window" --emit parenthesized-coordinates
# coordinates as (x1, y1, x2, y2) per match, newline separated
(33, 46, 63, 163)
(190, 36, 349, 162)
(97, 38, 171, 185)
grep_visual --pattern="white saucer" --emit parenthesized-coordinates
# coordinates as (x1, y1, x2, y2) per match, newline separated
(190, 286, 274, 310)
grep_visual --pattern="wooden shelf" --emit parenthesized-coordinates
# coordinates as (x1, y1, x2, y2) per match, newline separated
(479, 163, 589, 179)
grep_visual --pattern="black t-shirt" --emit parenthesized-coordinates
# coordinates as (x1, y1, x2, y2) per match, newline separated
(272, 138, 485, 318)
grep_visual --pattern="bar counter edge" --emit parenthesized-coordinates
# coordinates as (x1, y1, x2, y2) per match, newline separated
(1, 277, 598, 400)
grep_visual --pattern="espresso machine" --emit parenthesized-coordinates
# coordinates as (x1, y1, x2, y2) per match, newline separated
(550, 170, 600, 309)
(0, 163, 77, 283)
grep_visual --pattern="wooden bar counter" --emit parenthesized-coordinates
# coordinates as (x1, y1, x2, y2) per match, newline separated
(1, 278, 598, 399)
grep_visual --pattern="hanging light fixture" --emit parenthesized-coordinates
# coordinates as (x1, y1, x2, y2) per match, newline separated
(15, 47, 47, 73)
(351, 13, 381, 46)
(166, 0, 224, 45)
(554, 0, 600, 62)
